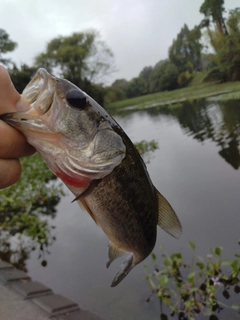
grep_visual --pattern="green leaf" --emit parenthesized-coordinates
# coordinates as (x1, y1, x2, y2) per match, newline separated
(222, 259, 233, 266)
(159, 275, 169, 287)
(196, 262, 204, 270)
(211, 246, 223, 256)
(187, 271, 195, 284)
(164, 258, 171, 267)
(188, 240, 196, 250)
(151, 253, 157, 261)
(231, 260, 239, 273)
(231, 305, 240, 310)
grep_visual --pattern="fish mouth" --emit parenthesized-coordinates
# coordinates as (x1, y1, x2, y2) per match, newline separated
(22, 68, 55, 114)
(1, 68, 126, 183)
(1, 69, 56, 131)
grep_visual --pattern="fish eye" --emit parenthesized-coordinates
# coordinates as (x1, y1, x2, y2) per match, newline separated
(66, 89, 87, 109)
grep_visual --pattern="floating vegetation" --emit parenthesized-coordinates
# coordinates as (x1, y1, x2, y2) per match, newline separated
(145, 241, 240, 319)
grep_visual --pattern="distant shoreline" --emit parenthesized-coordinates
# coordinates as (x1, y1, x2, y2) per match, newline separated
(106, 81, 240, 111)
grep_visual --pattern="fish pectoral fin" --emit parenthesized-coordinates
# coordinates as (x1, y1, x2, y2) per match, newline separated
(71, 179, 100, 202)
(106, 242, 125, 268)
(155, 187, 182, 239)
(111, 253, 134, 287)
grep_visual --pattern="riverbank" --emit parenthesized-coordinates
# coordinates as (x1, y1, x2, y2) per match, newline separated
(0, 259, 105, 320)
(106, 81, 240, 111)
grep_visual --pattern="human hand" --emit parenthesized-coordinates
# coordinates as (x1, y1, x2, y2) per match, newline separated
(0, 66, 35, 189)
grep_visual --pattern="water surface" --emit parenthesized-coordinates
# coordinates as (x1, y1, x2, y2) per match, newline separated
(23, 99, 240, 319)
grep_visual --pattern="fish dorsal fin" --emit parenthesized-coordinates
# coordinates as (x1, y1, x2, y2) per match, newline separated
(106, 241, 126, 268)
(155, 187, 182, 239)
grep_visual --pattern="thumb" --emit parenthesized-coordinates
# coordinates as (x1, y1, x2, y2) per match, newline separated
(0, 66, 30, 114)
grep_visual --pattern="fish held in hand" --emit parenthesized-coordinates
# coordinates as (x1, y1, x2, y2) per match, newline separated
(1, 68, 182, 286)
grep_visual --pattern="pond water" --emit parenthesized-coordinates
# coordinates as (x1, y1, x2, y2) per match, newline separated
(16, 99, 240, 319)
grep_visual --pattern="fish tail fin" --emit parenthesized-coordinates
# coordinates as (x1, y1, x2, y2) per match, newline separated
(111, 253, 134, 287)
(155, 187, 182, 239)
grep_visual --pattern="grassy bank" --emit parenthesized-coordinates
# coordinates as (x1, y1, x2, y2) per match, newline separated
(106, 81, 240, 111)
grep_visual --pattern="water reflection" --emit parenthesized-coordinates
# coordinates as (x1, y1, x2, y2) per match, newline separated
(0, 234, 31, 272)
(176, 100, 240, 169)
(0, 154, 63, 270)
(140, 99, 240, 170)
(1, 100, 240, 320)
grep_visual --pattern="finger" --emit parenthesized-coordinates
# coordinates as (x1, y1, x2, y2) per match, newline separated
(0, 120, 35, 158)
(0, 158, 21, 189)
(0, 66, 30, 114)
(0, 66, 20, 113)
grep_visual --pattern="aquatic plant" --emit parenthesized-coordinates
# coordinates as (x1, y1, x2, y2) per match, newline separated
(0, 153, 65, 268)
(145, 241, 240, 319)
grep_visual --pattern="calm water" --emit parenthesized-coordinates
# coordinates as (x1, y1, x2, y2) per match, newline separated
(20, 99, 240, 319)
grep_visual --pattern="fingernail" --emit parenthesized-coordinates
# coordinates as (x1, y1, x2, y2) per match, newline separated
(16, 97, 30, 111)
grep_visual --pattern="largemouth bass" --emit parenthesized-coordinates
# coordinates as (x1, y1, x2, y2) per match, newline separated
(1, 68, 182, 286)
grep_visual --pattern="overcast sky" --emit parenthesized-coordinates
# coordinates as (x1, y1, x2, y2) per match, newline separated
(0, 0, 237, 84)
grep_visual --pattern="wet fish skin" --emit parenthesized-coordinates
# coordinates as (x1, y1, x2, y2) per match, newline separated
(0, 68, 182, 286)
(1, 68, 126, 188)
(76, 125, 158, 286)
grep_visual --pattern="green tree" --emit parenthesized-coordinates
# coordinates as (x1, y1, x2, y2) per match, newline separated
(0, 29, 17, 67)
(215, 33, 240, 81)
(227, 8, 240, 34)
(149, 60, 178, 92)
(169, 24, 203, 77)
(9, 64, 37, 93)
(34, 30, 115, 86)
(126, 77, 146, 98)
(204, 8, 240, 82)
(104, 79, 129, 104)
(139, 66, 153, 94)
(199, 0, 228, 35)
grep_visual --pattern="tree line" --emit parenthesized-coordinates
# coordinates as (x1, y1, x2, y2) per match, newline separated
(0, 0, 240, 106)
(105, 1, 240, 104)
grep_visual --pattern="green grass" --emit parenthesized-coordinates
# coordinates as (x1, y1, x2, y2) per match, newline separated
(106, 81, 240, 111)
(188, 70, 214, 87)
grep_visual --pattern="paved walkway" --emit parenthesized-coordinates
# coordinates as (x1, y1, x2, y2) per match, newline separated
(0, 260, 105, 320)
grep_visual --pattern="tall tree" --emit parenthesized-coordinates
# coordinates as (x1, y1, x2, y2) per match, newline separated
(104, 79, 129, 104)
(149, 60, 178, 92)
(34, 30, 115, 86)
(139, 66, 153, 94)
(199, 0, 228, 35)
(227, 8, 240, 34)
(126, 77, 147, 98)
(204, 8, 240, 81)
(169, 24, 203, 74)
(0, 29, 17, 67)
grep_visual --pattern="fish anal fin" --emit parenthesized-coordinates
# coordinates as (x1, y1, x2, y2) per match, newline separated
(77, 198, 98, 225)
(106, 241, 125, 268)
(155, 187, 182, 239)
(111, 253, 134, 287)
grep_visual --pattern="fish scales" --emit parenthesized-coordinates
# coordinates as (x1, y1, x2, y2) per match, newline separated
(81, 125, 158, 255)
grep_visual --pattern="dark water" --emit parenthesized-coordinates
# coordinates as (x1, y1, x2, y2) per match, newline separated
(10, 99, 240, 319)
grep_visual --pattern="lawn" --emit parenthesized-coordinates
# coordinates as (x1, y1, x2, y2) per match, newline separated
(106, 81, 240, 111)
